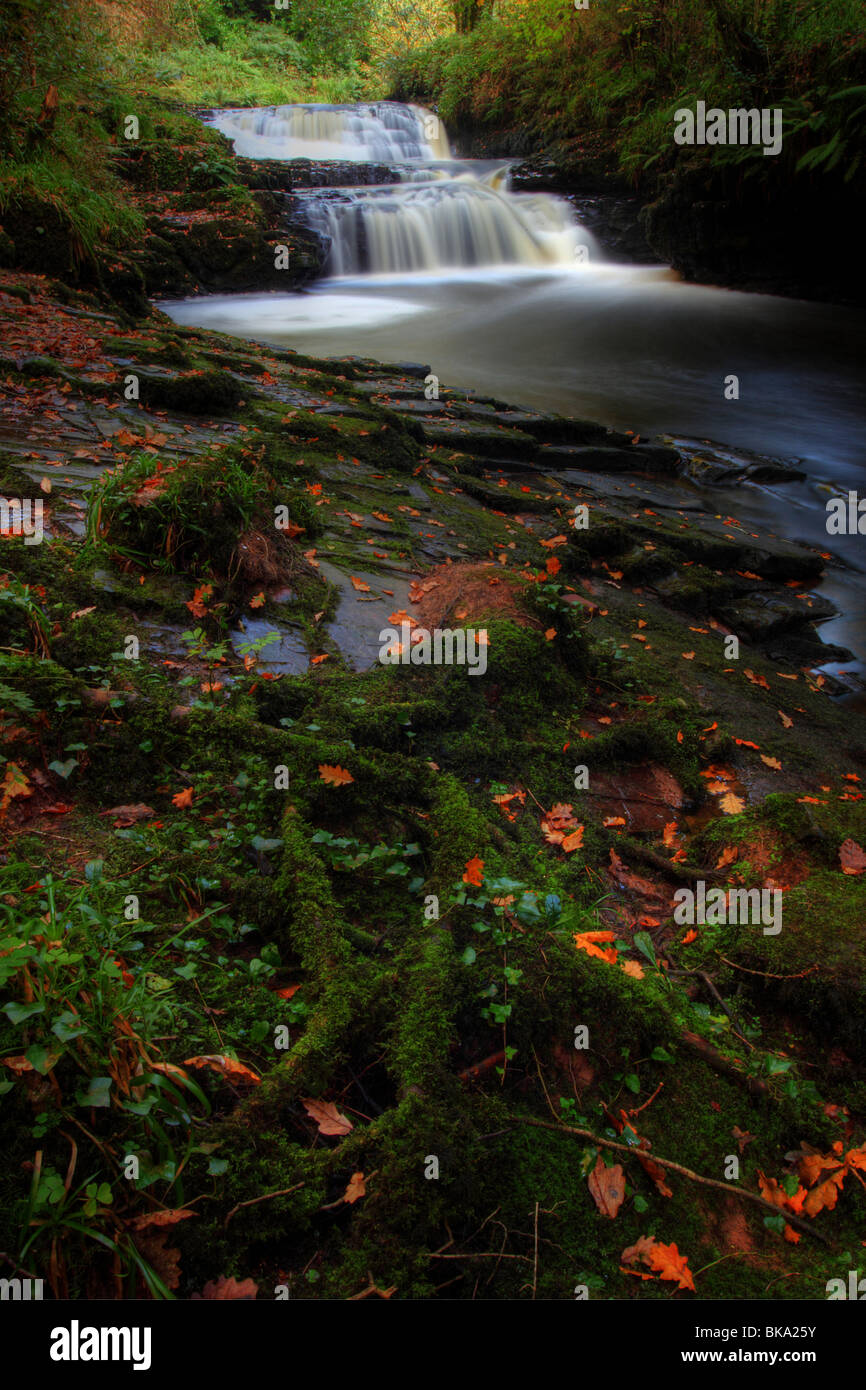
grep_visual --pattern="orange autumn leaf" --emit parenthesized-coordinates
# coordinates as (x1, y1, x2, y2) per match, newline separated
(546, 556, 561, 577)
(715, 845, 738, 869)
(350, 576, 371, 592)
(778, 710, 794, 729)
(463, 856, 485, 887)
(561, 826, 585, 853)
(183, 1055, 261, 1085)
(621, 959, 644, 979)
(719, 792, 745, 815)
(171, 786, 194, 809)
(319, 764, 354, 786)
(681, 928, 698, 945)
(302, 1097, 353, 1136)
(647, 1241, 696, 1292)
(544, 627, 557, 641)
(681, 652, 695, 661)
(840, 839, 866, 876)
(745, 669, 769, 689)
(249, 592, 265, 609)
(760, 754, 782, 771)
(310, 654, 329, 665)
(803, 1169, 846, 1218)
(574, 930, 618, 964)
(662, 821, 678, 848)
(604, 816, 626, 827)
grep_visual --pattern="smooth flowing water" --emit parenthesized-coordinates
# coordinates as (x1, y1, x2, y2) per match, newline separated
(167, 103, 866, 669)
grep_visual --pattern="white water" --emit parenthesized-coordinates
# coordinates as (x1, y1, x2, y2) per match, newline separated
(170, 103, 866, 668)
(299, 174, 596, 275)
(206, 100, 451, 162)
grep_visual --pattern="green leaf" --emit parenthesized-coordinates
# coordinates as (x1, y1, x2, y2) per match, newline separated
(77, 1076, 112, 1107)
(633, 931, 656, 967)
(460, 945, 476, 965)
(49, 759, 77, 780)
(4, 1000, 45, 1024)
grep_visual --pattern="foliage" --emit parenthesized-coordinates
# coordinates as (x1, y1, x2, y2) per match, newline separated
(387, 0, 866, 187)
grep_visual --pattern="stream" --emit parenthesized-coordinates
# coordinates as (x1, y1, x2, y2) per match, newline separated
(162, 101, 866, 678)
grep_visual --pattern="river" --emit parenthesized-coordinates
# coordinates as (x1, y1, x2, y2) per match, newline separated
(161, 102, 866, 678)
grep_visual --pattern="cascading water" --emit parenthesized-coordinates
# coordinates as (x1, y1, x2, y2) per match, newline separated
(207, 101, 595, 275)
(298, 174, 595, 275)
(206, 101, 452, 163)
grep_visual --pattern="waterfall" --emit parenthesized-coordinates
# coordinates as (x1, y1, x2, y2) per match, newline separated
(206, 101, 596, 274)
(297, 174, 595, 274)
(206, 101, 451, 162)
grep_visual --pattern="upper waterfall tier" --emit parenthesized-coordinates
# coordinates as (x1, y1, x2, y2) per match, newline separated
(206, 102, 451, 162)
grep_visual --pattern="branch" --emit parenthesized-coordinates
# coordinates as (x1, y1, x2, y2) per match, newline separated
(509, 1116, 830, 1245)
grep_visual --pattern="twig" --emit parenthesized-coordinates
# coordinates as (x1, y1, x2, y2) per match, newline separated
(510, 1117, 830, 1245)
(224, 1182, 304, 1228)
(717, 954, 819, 982)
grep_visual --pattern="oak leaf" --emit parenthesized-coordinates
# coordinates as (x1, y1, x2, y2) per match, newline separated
(318, 764, 353, 786)
(343, 1172, 366, 1204)
(172, 786, 194, 808)
(302, 1097, 353, 1136)
(647, 1240, 696, 1291)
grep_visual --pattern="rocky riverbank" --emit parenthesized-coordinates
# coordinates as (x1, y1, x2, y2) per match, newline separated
(2, 237, 866, 1298)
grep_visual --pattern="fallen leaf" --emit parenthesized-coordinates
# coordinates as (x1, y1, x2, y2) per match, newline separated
(715, 846, 738, 869)
(196, 1276, 259, 1300)
(103, 803, 155, 827)
(183, 1055, 261, 1084)
(719, 792, 745, 815)
(648, 1240, 696, 1292)
(302, 1097, 353, 1136)
(760, 755, 782, 771)
(463, 855, 485, 887)
(318, 764, 354, 786)
(561, 826, 585, 853)
(343, 1172, 366, 1204)
(574, 930, 618, 964)
(587, 1155, 625, 1217)
(745, 669, 769, 689)
(778, 710, 794, 729)
(172, 786, 194, 809)
(840, 839, 866, 876)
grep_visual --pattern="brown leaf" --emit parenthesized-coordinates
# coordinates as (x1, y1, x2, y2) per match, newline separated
(343, 1172, 366, 1204)
(183, 1055, 261, 1085)
(840, 839, 866, 876)
(587, 1155, 625, 1217)
(127, 1208, 196, 1230)
(196, 1275, 259, 1300)
(302, 1097, 354, 1136)
(719, 792, 745, 815)
(101, 803, 155, 827)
